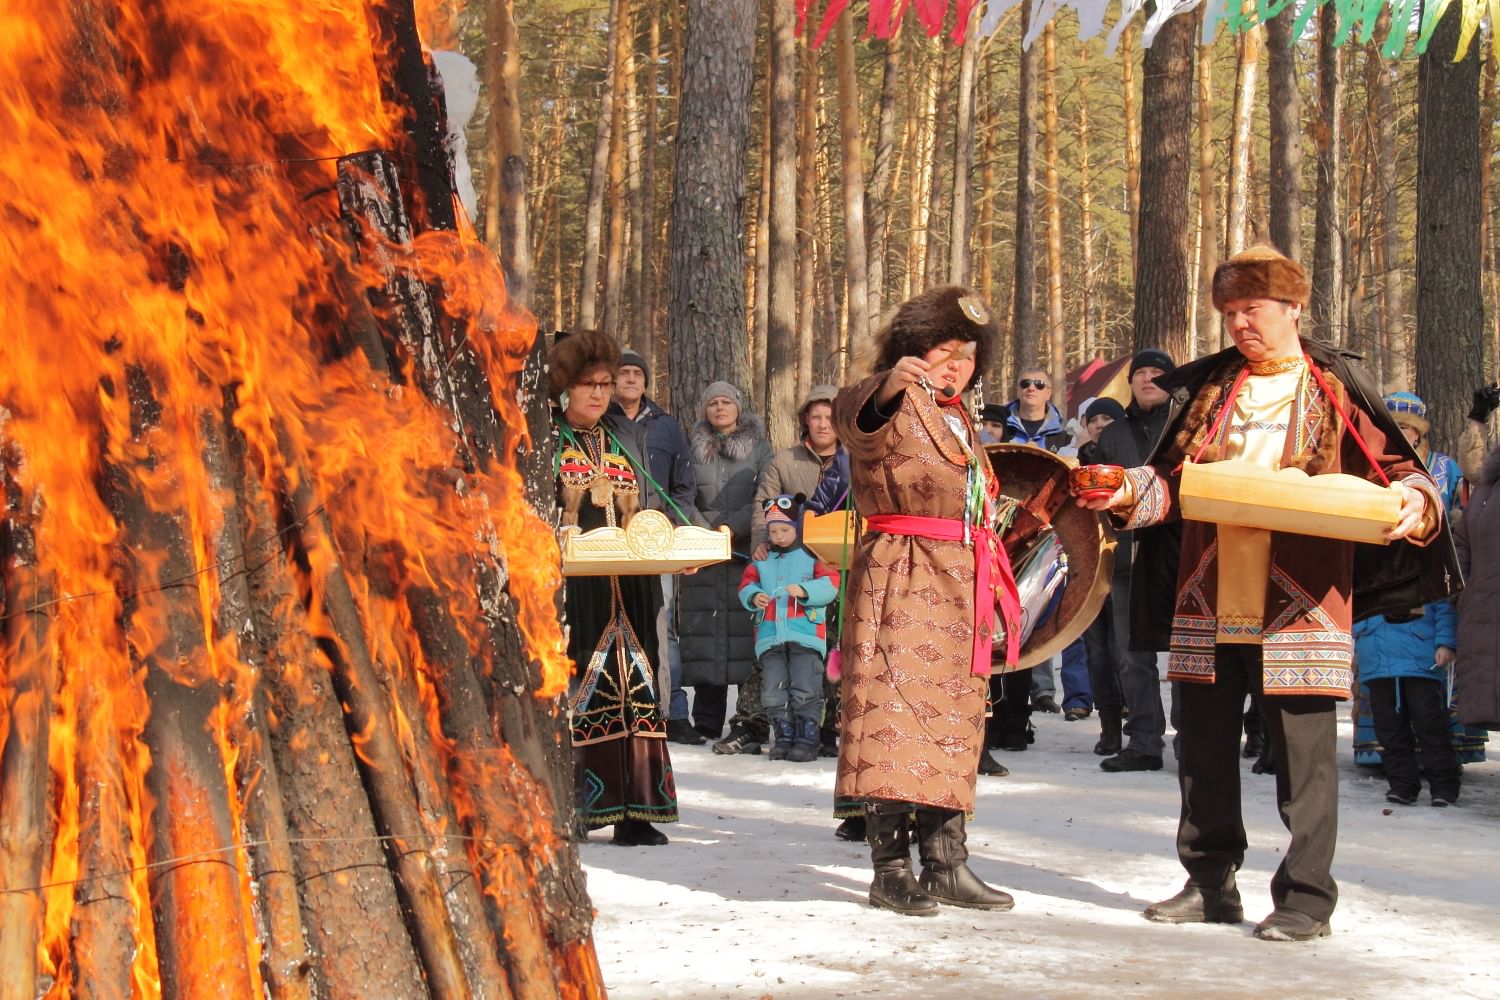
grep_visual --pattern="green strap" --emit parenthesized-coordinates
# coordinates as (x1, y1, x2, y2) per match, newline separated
(555, 421, 695, 527)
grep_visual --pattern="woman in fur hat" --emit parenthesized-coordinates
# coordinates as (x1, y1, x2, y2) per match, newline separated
(678, 381, 774, 745)
(548, 329, 677, 846)
(832, 284, 1023, 917)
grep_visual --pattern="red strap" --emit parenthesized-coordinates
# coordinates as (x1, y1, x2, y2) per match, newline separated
(1192, 365, 1251, 465)
(1303, 355, 1390, 487)
(865, 514, 963, 539)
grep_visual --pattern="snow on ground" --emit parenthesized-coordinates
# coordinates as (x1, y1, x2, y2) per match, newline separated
(583, 684, 1500, 1000)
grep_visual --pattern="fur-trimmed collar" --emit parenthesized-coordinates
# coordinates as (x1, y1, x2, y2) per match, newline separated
(1485, 444, 1500, 486)
(691, 412, 767, 465)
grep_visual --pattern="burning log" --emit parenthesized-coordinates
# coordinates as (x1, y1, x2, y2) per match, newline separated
(0, 490, 54, 1000)
(1, 1, 601, 997)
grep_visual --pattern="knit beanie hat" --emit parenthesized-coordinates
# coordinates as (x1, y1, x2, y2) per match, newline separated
(701, 381, 743, 419)
(1084, 397, 1128, 423)
(1129, 349, 1176, 378)
(762, 493, 805, 533)
(1384, 391, 1429, 437)
(619, 348, 650, 384)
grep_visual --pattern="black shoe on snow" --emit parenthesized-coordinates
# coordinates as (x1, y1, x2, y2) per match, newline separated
(667, 718, 707, 745)
(1100, 748, 1163, 772)
(1144, 880, 1244, 924)
(712, 727, 763, 756)
(1254, 909, 1330, 942)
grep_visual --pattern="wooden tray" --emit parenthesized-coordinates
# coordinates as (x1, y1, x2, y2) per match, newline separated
(802, 510, 862, 565)
(1179, 460, 1400, 545)
(560, 509, 733, 576)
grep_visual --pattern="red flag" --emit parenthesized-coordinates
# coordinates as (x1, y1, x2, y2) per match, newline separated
(914, 0, 948, 36)
(951, 0, 979, 44)
(810, 0, 853, 48)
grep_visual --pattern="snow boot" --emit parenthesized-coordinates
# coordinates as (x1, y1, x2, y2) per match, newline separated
(769, 716, 796, 761)
(786, 717, 820, 763)
(914, 808, 1014, 911)
(712, 724, 763, 756)
(1094, 706, 1123, 756)
(1144, 871, 1244, 924)
(867, 805, 937, 916)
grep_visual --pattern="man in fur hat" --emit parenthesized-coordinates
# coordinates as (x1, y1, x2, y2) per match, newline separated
(1083, 245, 1462, 941)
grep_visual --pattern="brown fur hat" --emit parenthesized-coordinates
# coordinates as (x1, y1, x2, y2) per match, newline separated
(547, 329, 621, 399)
(1212, 245, 1311, 310)
(873, 284, 996, 390)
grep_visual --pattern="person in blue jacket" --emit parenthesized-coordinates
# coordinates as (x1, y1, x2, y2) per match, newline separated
(1354, 600, 1462, 806)
(739, 494, 840, 762)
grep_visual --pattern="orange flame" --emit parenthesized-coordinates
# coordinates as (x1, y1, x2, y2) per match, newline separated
(1, 0, 569, 993)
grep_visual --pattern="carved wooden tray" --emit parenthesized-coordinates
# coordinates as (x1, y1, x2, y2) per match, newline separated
(560, 509, 733, 576)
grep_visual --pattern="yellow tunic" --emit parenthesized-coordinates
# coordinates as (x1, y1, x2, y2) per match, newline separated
(1215, 359, 1307, 644)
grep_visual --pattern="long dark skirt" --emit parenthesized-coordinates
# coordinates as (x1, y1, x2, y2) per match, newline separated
(566, 572, 678, 829)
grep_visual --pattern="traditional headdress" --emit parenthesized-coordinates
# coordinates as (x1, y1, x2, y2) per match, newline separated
(872, 285, 996, 392)
(547, 329, 621, 400)
(1384, 391, 1429, 437)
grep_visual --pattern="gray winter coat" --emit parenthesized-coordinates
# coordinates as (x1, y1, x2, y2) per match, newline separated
(1456, 444, 1500, 727)
(679, 414, 773, 687)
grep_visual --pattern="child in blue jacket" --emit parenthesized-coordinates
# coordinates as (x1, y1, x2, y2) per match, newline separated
(740, 495, 839, 762)
(1354, 600, 1461, 806)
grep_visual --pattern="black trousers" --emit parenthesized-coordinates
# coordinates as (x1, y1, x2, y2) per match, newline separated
(988, 668, 1034, 742)
(692, 683, 728, 738)
(1366, 676, 1460, 799)
(1176, 644, 1338, 922)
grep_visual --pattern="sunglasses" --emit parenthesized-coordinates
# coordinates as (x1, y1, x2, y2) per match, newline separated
(762, 496, 799, 513)
(1018, 378, 1048, 390)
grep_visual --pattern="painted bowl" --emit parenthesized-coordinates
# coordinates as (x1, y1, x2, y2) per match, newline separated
(1068, 464, 1125, 501)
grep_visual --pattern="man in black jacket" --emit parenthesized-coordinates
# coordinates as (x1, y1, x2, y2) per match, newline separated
(609, 349, 706, 744)
(1091, 349, 1178, 772)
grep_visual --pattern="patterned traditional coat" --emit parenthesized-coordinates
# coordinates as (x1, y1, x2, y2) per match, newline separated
(1121, 341, 1461, 699)
(832, 375, 1004, 812)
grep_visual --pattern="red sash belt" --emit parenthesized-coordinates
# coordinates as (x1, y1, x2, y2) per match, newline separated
(865, 514, 1022, 676)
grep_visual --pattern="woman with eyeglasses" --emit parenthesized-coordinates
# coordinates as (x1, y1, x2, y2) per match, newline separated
(548, 329, 677, 847)
(679, 381, 774, 747)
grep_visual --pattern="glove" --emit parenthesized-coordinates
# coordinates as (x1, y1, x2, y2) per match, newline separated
(1469, 383, 1500, 423)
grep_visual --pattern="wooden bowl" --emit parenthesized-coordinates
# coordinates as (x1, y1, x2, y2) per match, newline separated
(1068, 464, 1125, 501)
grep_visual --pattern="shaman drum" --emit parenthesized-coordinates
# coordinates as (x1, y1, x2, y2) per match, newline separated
(984, 443, 1117, 670)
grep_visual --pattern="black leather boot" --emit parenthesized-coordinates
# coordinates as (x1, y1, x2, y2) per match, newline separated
(1094, 706, 1123, 756)
(866, 805, 937, 916)
(786, 717, 820, 763)
(914, 808, 1014, 911)
(1144, 871, 1244, 924)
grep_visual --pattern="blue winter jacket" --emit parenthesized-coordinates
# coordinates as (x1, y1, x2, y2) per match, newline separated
(738, 545, 839, 658)
(1354, 600, 1458, 684)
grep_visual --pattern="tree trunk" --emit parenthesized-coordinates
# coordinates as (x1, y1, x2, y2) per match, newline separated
(1483, 47, 1499, 372)
(766, 0, 799, 448)
(669, 0, 757, 408)
(868, 30, 903, 319)
(1131, 7, 1194, 362)
(835, 9, 871, 355)
(906, 42, 938, 300)
(978, 49, 998, 322)
(1077, 44, 1097, 359)
(1122, 22, 1142, 274)
(753, 96, 772, 404)
(640, 7, 660, 367)
(483, 0, 530, 308)
(626, 19, 646, 352)
(923, 47, 953, 289)
(1225, 14, 1261, 257)
(578, 0, 622, 329)
(1012, 0, 1040, 377)
(1042, 23, 1067, 395)
(798, 37, 819, 385)
(948, 21, 980, 286)
(1194, 15, 1217, 354)
(1265, 4, 1303, 261)
(1369, 16, 1407, 389)
(1311, 3, 1344, 344)
(1416, 5, 1484, 455)
(601, 0, 633, 343)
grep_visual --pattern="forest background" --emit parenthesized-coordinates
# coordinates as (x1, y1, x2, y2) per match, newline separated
(418, 0, 1498, 456)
